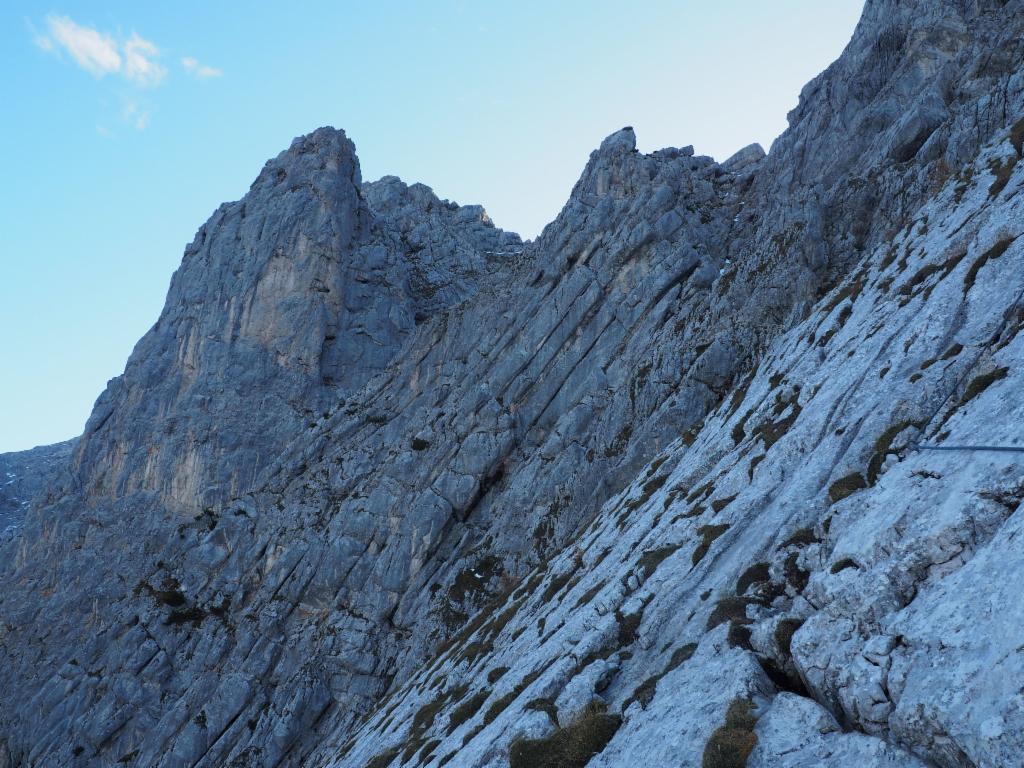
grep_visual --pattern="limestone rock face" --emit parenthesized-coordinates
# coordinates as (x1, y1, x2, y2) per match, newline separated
(361, 175, 523, 318)
(0, 439, 75, 535)
(2, 1, 1024, 767)
(69, 128, 519, 512)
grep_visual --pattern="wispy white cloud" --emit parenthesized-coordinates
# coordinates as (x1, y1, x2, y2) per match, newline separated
(43, 15, 122, 77)
(181, 56, 223, 79)
(33, 14, 218, 134)
(34, 15, 165, 87)
(123, 33, 166, 86)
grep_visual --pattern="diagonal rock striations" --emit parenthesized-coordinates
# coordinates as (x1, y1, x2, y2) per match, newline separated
(69, 128, 520, 513)
(2, 1, 1024, 766)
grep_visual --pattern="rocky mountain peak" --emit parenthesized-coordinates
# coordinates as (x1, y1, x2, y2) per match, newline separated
(68, 126, 521, 512)
(259, 126, 359, 179)
(3, 3, 1024, 767)
(597, 126, 637, 155)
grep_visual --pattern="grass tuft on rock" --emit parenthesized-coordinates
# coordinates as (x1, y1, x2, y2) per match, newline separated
(1012, 117, 1024, 157)
(868, 420, 922, 484)
(509, 705, 622, 768)
(693, 524, 730, 565)
(829, 472, 867, 503)
(622, 642, 697, 711)
(830, 557, 859, 574)
(779, 527, 818, 549)
(707, 596, 759, 631)
(702, 698, 759, 768)
(365, 746, 400, 768)
(735, 563, 770, 595)
(783, 552, 809, 592)
(964, 235, 1016, 293)
(447, 690, 489, 734)
(637, 544, 682, 578)
(959, 367, 1009, 406)
(774, 618, 804, 656)
(486, 666, 508, 684)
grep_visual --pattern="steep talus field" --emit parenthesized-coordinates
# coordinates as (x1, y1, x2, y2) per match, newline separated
(2, 1, 1024, 767)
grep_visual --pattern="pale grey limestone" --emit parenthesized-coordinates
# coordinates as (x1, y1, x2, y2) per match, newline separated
(2, 1, 1024, 766)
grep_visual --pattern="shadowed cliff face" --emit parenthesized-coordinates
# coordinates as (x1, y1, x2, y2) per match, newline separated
(2, 1, 1024, 767)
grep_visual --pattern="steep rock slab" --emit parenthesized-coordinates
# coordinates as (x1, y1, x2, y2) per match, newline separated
(330, 122, 1024, 768)
(1, 0, 1024, 766)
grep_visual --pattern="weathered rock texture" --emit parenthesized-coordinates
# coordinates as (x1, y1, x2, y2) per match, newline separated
(2, 1, 1024, 766)
(0, 439, 75, 535)
(69, 130, 519, 512)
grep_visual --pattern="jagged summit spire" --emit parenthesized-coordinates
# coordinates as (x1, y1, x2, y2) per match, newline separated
(254, 126, 360, 186)
(597, 126, 637, 155)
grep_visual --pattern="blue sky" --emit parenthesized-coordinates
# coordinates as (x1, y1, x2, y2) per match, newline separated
(0, 1, 864, 453)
